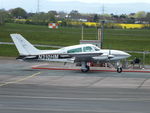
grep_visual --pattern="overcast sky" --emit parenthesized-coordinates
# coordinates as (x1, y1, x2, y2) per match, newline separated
(0, 0, 150, 14)
(49, 0, 150, 3)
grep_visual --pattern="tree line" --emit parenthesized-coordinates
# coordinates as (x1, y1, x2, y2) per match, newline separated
(0, 7, 150, 26)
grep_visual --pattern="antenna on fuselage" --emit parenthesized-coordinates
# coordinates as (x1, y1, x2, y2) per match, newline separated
(37, 0, 40, 13)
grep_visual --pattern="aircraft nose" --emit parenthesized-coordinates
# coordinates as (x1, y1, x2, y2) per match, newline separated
(123, 51, 131, 58)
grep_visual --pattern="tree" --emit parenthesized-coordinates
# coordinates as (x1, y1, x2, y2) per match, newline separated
(47, 11, 57, 22)
(93, 14, 99, 22)
(69, 10, 81, 19)
(145, 13, 150, 24)
(135, 11, 146, 18)
(70, 10, 79, 15)
(31, 12, 47, 25)
(126, 17, 135, 24)
(0, 9, 10, 25)
(48, 10, 57, 16)
(120, 14, 127, 19)
(31, 12, 57, 25)
(10, 7, 27, 19)
(0, 10, 5, 25)
(58, 11, 67, 19)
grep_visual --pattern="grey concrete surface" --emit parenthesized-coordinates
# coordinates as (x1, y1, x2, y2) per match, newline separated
(0, 58, 150, 113)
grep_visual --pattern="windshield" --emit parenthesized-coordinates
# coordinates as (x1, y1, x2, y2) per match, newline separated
(93, 46, 100, 51)
(67, 48, 82, 53)
(83, 46, 93, 52)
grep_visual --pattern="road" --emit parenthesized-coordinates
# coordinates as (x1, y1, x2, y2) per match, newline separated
(0, 58, 150, 113)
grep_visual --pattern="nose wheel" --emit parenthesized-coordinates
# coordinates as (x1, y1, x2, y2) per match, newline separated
(117, 67, 122, 73)
(116, 61, 123, 73)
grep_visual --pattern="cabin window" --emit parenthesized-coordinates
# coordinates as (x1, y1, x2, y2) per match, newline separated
(93, 46, 100, 51)
(83, 46, 93, 52)
(67, 48, 82, 53)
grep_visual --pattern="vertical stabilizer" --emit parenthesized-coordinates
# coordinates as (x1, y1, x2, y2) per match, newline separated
(10, 34, 40, 55)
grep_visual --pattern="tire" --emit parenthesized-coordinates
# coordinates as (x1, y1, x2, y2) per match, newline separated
(117, 67, 122, 73)
(81, 65, 90, 73)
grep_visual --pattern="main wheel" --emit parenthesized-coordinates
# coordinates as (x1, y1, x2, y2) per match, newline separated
(117, 67, 122, 73)
(81, 65, 90, 73)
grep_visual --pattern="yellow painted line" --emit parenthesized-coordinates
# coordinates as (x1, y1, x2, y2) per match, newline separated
(0, 72, 41, 87)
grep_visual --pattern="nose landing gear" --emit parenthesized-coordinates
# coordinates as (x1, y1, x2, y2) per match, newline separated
(116, 61, 123, 73)
(117, 67, 122, 73)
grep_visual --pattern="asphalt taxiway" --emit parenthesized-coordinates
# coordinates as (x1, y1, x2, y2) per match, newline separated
(0, 58, 150, 113)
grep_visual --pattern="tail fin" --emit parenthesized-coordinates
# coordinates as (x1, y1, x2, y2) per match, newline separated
(10, 34, 40, 55)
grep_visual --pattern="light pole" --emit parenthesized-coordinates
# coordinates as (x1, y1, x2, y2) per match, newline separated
(101, 20, 105, 49)
(81, 25, 84, 40)
(143, 51, 145, 69)
(37, 0, 40, 13)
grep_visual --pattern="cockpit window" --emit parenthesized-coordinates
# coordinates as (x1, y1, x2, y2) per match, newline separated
(67, 48, 82, 53)
(83, 46, 93, 52)
(93, 46, 100, 51)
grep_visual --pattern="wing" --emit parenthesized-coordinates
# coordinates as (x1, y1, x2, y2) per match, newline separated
(59, 52, 103, 62)
(16, 52, 103, 63)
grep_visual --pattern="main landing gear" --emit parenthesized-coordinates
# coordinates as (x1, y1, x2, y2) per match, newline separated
(81, 65, 90, 72)
(80, 61, 123, 73)
(81, 62, 90, 73)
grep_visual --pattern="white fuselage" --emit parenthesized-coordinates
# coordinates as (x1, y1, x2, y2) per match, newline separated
(37, 44, 131, 62)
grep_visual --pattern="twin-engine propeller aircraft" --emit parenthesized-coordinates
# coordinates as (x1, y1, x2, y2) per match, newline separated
(10, 34, 131, 73)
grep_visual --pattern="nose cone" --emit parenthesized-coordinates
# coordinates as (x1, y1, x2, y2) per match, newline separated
(123, 52, 131, 59)
(111, 50, 131, 60)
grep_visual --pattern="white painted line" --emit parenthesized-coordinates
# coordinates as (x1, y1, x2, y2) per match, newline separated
(31, 63, 49, 68)
(1, 95, 150, 101)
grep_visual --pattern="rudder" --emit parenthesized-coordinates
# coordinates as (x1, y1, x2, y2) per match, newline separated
(10, 34, 40, 55)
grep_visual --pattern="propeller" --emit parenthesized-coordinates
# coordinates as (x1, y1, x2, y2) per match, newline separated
(108, 49, 114, 59)
(109, 49, 111, 55)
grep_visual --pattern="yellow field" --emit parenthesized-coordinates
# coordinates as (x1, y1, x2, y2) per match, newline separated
(14, 19, 149, 29)
(68, 21, 149, 29)
(118, 24, 145, 29)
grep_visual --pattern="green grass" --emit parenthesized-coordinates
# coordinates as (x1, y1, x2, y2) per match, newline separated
(104, 29, 150, 51)
(128, 53, 150, 65)
(1, 23, 150, 51)
(0, 23, 150, 62)
(0, 44, 54, 57)
(0, 45, 19, 57)
(0, 23, 82, 46)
